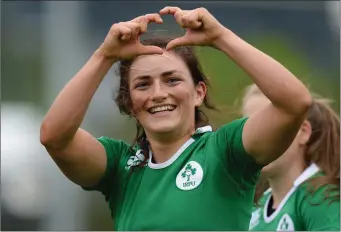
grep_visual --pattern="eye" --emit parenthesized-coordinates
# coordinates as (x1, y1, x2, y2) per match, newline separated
(135, 82, 150, 90)
(166, 77, 181, 85)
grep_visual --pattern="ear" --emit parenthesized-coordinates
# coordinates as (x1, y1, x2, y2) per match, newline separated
(298, 120, 312, 145)
(195, 81, 207, 107)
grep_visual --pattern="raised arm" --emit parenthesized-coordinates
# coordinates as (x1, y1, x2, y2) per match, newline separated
(160, 6, 312, 165)
(214, 28, 311, 165)
(40, 14, 164, 187)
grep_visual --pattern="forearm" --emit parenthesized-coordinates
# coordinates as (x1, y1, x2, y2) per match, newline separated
(40, 50, 116, 148)
(215, 30, 312, 115)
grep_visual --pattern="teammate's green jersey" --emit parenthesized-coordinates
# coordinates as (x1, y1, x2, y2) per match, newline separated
(83, 118, 263, 231)
(249, 163, 340, 231)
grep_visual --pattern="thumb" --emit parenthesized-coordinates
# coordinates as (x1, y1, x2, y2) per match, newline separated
(166, 36, 191, 50)
(136, 45, 164, 56)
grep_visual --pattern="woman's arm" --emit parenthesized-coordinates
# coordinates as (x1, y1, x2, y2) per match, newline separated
(40, 13, 164, 187)
(40, 51, 115, 187)
(160, 6, 312, 165)
(214, 30, 312, 164)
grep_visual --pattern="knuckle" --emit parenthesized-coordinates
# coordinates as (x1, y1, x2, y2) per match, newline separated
(182, 16, 189, 22)
(110, 23, 119, 30)
(175, 11, 182, 18)
(145, 13, 155, 17)
(198, 7, 207, 13)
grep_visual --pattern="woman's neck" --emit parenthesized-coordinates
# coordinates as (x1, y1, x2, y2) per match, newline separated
(268, 163, 305, 208)
(146, 128, 195, 164)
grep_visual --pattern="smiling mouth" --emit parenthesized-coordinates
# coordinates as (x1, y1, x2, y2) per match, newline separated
(148, 105, 177, 114)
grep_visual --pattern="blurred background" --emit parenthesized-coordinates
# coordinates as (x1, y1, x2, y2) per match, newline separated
(1, 1, 339, 231)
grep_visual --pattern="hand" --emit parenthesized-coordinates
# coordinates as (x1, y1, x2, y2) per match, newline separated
(97, 14, 164, 61)
(159, 6, 228, 50)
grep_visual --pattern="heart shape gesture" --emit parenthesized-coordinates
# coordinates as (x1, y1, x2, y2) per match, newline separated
(159, 6, 228, 50)
(97, 13, 165, 61)
(97, 7, 229, 61)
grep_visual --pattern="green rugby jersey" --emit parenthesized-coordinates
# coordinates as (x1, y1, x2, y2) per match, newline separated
(249, 163, 340, 231)
(83, 118, 263, 230)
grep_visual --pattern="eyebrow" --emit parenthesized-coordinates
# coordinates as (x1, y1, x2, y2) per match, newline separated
(132, 70, 178, 82)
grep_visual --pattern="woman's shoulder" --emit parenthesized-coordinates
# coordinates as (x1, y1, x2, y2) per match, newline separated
(96, 136, 136, 157)
(214, 117, 249, 132)
(296, 174, 340, 205)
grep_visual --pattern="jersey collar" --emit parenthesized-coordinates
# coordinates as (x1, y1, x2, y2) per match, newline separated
(193, 125, 212, 135)
(293, 162, 320, 187)
(148, 125, 212, 169)
(262, 163, 320, 223)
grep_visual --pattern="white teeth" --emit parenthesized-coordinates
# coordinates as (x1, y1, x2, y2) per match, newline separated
(150, 105, 175, 113)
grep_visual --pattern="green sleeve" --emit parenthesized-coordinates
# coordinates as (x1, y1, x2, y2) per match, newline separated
(211, 117, 263, 187)
(298, 186, 340, 231)
(82, 136, 131, 201)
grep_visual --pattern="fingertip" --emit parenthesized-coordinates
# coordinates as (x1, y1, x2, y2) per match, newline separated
(146, 14, 163, 24)
(159, 7, 168, 13)
(166, 44, 174, 51)
(157, 50, 164, 55)
(156, 18, 164, 24)
(159, 10, 167, 15)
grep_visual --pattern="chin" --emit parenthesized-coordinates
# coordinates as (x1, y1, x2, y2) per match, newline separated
(151, 124, 179, 134)
(145, 120, 181, 134)
(261, 162, 280, 178)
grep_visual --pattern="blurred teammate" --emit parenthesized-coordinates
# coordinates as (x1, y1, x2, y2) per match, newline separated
(40, 6, 312, 230)
(243, 84, 340, 231)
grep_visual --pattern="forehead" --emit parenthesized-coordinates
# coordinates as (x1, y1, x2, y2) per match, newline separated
(243, 94, 270, 117)
(129, 51, 189, 79)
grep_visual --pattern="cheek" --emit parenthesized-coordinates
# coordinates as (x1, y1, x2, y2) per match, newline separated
(174, 85, 197, 103)
(130, 92, 145, 113)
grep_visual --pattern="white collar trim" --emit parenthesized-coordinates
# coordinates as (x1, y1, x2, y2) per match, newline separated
(294, 162, 320, 187)
(194, 125, 212, 134)
(263, 163, 320, 223)
(148, 125, 212, 169)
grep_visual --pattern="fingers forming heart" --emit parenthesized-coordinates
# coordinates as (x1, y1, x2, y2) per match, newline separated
(116, 22, 140, 41)
(182, 11, 202, 29)
(160, 6, 203, 29)
(131, 13, 163, 34)
(159, 6, 182, 15)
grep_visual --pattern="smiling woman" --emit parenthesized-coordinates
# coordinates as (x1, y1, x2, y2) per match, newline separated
(40, 6, 312, 231)
(116, 38, 216, 164)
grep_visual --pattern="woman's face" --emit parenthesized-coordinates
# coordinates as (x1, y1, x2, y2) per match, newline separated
(128, 51, 206, 138)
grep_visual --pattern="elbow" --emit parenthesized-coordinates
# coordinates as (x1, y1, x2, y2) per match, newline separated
(286, 90, 312, 118)
(40, 122, 66, 149)
(297, 91, 313, 116)
(40, 122, 53, 147)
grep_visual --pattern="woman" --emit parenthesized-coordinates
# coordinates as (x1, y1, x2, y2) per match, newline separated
(243, 84, 340, 231)
(40, 6, 312, 230)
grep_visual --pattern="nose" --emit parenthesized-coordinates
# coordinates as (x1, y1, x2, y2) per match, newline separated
(150, 81, 168, 103)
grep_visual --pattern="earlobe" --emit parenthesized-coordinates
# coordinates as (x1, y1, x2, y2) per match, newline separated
(195, 97, 204, 107)
(196, 81, 207, 106)
(299, 120, 312, 145)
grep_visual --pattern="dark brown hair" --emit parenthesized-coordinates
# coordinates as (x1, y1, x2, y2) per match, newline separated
(114, 37, 217, 167)
(242, 84, 340, 205)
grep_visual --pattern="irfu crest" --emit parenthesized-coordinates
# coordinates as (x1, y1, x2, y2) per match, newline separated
(181, 164, 197, 181)
(176, 161, 203, 191)
(276, 214, 294, 231)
